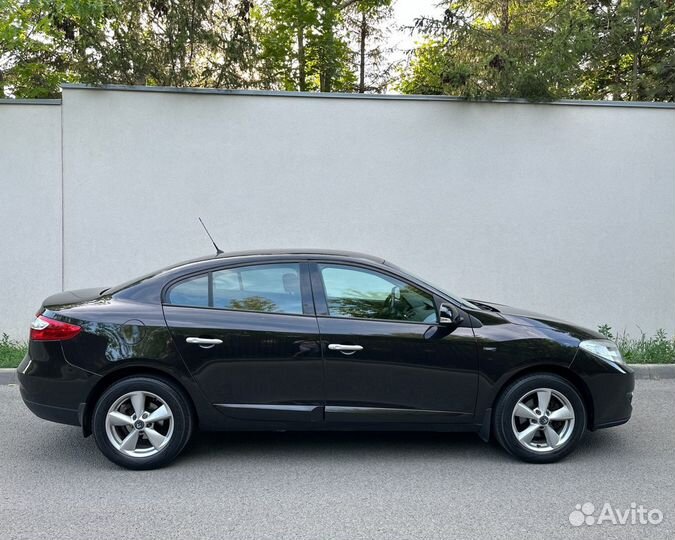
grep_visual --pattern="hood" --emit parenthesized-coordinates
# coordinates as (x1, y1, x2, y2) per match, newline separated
(468, 299, 605, 341)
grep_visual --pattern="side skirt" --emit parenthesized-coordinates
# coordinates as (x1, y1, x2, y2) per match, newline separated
(325, 406, 473, 424)
(209, 403, 484, 434)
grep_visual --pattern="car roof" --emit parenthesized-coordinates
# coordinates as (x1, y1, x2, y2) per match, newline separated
(107, 249, 388, 298)
(211, 248, 385, 264)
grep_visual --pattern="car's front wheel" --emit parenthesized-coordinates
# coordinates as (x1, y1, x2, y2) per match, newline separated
(92, 376, 193, 470)
(493, 373, 586, 463)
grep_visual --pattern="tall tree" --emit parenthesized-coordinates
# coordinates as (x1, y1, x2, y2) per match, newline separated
(399, 0, 674, 101)
(1, 0, 257, 97)
(401, 0, 592, 99)
(343, 0, 393, 93)
(398, 0, 596, 100)
(579, 0, 675, 101)
(254, 0, 318, 90)
(0, 0, 105, 98)
(74, 0, 258, 88)
(256, 0, 391, 92)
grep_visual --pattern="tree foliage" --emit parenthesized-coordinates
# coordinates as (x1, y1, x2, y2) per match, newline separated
(579, 0, 675, 101)
(0, 0, 258, 97)
(399, 0, 674, 101)
(0, 0, 96, 98)
(74, 0, 259, 88)
(256, 0, 391, 92)
(1, 0, 672, 100)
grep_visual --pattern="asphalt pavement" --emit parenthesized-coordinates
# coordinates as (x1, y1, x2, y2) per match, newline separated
(0, 380, 673, 540)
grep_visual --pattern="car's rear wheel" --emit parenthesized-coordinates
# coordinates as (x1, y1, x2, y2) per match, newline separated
(493, 373, 586, 463)
(92, 376, 193, 470)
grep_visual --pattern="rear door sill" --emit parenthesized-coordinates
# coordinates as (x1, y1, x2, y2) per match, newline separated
(215, 403, 323, 422)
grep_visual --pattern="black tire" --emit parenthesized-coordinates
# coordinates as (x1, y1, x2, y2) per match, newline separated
(92, 376, 193, 470)
(493, 373, 586, 463)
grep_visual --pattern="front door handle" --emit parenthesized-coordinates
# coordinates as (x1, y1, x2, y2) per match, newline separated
(186, 337, 223, 349)
(328, 344, 363, 355)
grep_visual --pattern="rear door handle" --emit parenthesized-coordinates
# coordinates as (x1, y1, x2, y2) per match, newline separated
(186, 337, 223, 349)
(328, 344, 363, 355)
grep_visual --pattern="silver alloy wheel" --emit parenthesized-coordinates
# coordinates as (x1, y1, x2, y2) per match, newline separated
(511, 387, 575, 453)
(105, 391, 174, 458)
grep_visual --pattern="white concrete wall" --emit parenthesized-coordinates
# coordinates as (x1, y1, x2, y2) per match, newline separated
(0, 103, 62, 340)
(4, 86, 675, 339)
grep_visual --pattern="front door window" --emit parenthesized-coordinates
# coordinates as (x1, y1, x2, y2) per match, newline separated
(319, 264, 438, 323)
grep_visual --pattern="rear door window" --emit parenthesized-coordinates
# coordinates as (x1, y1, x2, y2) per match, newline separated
(167, 263, 304, 315)
(213, 264, 303, 314)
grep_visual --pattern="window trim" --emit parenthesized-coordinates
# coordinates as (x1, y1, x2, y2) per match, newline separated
(310, 261, 441, 325)
(162, 261, 314, 316)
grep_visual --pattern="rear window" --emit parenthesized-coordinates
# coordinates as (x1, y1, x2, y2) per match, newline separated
(105, 256, 213, 296)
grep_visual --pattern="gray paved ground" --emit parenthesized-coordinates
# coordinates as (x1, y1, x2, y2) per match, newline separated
(0, 380, 673, 540)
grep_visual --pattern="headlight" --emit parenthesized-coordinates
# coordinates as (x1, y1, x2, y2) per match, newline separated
(579, 339, 625, 366)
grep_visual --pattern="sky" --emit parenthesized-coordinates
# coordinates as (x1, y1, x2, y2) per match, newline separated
(389, 0, 444, 63)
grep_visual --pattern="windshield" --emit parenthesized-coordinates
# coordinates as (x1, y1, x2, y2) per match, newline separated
(384, 262, 480, 310)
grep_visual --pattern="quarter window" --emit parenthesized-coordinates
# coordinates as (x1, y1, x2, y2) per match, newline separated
(319, 265, 437, 323)
(167, 275, 209, 307)
(167, 263, 304, 315)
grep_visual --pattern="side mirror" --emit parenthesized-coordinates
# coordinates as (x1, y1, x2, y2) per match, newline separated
(439, 303, 464, 326)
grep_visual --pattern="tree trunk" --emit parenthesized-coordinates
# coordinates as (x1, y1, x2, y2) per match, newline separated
(358, 10, 367, 93)
(319, 6, 333, 92)
(631, 0, 642, 100)
(296, 0, 307, 91)
(501, 0, 510, 34)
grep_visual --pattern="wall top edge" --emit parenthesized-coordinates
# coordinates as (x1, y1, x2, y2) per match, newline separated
(60, 84, 675, 110)
(0, 99, 62, 105)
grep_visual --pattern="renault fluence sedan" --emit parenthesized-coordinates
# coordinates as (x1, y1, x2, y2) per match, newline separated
(18, 250, 634, 469)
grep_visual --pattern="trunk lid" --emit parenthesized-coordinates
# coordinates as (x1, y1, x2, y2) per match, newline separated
(41, 287, 107, 311)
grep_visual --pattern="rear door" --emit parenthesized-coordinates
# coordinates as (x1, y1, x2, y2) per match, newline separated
(162, 261, 323, 423)
(311, 262, 478, 423)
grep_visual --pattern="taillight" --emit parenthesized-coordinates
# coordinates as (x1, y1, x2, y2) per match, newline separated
(30, 315, 81, 341)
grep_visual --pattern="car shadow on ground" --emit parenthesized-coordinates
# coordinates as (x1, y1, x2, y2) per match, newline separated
(16, 422, 626, 470)
(177, 427, 625, 466)
(189, 429, 488, 457)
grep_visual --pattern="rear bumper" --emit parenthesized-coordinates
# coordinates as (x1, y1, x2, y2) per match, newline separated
(593, 415, 632, 430)
(17, 342, 99, 427)
(570, 349, 635, 430)
(19, 392, 81, 426)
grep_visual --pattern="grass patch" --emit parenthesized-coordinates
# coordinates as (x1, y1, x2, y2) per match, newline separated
(0, 333, 26, 369)
(599, 325, 675, 364)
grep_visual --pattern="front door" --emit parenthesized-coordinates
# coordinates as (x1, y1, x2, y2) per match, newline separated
(310, 262, 478, 423)
(163, 261, 323, 423)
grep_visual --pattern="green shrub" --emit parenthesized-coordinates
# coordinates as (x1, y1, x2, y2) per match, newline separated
(598, 325, 675, 364)
(0, 333, 27, 369)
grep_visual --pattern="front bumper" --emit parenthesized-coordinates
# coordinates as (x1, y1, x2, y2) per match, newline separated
(17, 341, 99, 427)
(570, 349, 635, 430)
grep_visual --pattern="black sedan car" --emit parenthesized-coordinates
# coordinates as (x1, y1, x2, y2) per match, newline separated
(18, 249, 634, 469)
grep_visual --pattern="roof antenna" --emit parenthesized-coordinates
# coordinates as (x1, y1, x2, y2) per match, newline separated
(198, 217, 223, 255)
